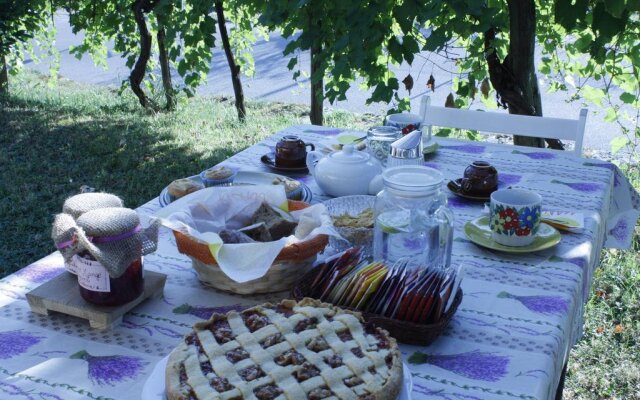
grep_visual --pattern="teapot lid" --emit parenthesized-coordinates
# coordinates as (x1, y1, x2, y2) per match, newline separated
(329, 144, 371, 164)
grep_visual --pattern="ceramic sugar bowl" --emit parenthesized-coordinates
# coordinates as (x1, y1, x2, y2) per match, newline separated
(306, 144, 384, 197)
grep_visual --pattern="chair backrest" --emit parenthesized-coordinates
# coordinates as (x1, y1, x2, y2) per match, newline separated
(419, 96, 587, 156)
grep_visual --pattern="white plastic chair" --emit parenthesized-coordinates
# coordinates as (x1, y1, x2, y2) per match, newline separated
(418, 96, 588, 156)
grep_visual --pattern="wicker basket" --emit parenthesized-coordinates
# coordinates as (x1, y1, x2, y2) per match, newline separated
(173, 200, 329, 294)
(292, 267, 462, 345)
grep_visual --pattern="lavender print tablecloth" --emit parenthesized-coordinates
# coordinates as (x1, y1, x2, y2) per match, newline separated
(1, 124, 637, 400)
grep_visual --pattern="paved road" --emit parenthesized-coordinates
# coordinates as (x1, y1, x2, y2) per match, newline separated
(25, 13, 629, 153)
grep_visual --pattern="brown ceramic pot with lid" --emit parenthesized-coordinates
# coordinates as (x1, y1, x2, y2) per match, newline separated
(460, 161, 498, 195)
(275, 135, 315, 168)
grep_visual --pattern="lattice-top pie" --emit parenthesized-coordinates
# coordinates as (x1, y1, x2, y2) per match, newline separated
(166, 298, 403, 400)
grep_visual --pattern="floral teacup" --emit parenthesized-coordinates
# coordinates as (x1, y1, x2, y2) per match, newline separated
(490, 189, 542, 246)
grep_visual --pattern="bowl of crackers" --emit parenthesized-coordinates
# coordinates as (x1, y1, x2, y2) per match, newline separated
(323, 195, 375, 255)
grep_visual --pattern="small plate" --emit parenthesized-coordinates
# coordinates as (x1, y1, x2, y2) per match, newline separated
(464, 216, 561, 253)
(143, 355, 413, 400)
(159, 171, 312, 207)
(260, 152, 309, 173)
(422, 141, 439, 155)
(323, 130, 368, 152)
(447, 179, 494, 201)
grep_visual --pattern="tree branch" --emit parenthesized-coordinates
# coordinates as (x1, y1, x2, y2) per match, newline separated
(130, 0, 160, 111)
(156, 25, 175, 111)
(215, 1, 246, 122)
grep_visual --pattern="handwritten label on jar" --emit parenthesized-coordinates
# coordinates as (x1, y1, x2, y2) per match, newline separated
(74, 255, 111, 293)
(64, 259, 79, 275)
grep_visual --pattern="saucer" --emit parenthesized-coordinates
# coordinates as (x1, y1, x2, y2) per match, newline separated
(422, 141, 439, 155)
(260, 152, 309, 173)
(464, 216, 561, 253)
(447, 179, 494, 201)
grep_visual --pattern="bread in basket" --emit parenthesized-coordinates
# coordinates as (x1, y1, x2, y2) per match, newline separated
(173, 200, 328, 294)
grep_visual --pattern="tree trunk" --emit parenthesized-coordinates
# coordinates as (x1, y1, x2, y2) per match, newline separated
(485, 1, 564, 150)
(130, 0, 160, 111)
(506, 0, 544, 148)
(310, 45, 323, 125)
(157, 26, 176, 111)
(215, 1, 246, 122)
(0, 54, 8, 94)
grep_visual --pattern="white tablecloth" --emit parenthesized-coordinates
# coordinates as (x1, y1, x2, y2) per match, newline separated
(0, 124, 637, 400)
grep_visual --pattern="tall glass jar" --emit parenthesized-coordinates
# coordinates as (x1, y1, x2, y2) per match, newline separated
(373, 166, 454, 268)
(367, 126, 401, 167)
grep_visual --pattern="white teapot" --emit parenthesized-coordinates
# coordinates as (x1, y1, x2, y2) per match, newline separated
(306, 144, 384, 197)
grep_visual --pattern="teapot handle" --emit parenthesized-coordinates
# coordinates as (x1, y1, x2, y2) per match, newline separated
(306, 150, 323, 175)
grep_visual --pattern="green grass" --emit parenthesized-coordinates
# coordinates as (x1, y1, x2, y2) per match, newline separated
(1, 71, 639, 399)
(564, 168, 640, 399)
(0, 70, 375, 276)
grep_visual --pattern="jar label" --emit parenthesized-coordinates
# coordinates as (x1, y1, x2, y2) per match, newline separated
(64, 258, 79, 275)
(75, 255, 111, 292)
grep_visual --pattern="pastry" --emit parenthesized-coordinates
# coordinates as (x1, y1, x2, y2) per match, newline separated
(165, 298, 403, 400)
(168, 179, 204, 199)
(205, 166, 235, 180)
(201, 166, 237, 187)
(272, 177, 302, 199)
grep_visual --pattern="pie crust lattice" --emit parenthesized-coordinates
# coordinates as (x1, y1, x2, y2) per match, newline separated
(166, 298, 403, 400)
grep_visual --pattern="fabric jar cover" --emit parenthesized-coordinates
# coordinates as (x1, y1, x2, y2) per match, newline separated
(52, 207, 159, 279)
(62, 193, 124, 219)
(53, 193, 125, 262)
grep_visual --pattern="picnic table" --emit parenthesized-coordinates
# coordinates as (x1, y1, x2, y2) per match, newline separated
(0, 124, 638, 400)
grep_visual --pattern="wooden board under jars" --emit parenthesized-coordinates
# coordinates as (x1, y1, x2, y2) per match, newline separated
(26, 270, 167, 330)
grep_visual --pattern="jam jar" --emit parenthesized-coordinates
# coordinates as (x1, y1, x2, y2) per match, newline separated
(74, 251, 144, 306)
(74, 207, 146, 306)
(57, 192, 123, 275)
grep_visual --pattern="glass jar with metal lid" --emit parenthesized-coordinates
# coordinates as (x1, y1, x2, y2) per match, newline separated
(366, 126, 401, 167)
(373, 166, 454, 268)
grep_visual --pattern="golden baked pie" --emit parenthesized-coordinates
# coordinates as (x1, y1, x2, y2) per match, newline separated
(165, 298, 402, 400)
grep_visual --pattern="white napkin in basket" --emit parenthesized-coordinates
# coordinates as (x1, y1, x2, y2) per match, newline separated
(154, 185, 340, 283)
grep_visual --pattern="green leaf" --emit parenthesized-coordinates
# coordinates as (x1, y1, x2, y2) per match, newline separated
(387, 36, 404, 64)
(610, 136, 630, 154)
(619, 92, 636, 104)
(287, 57, 297, 70)
(555, 0, 588, 30)
(407, 352, 428, 364)
(604, 0, 626, 18)
(604, 107, 617, 123)
(582, 86, 605, 107)
(573, 33, 593, 53)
